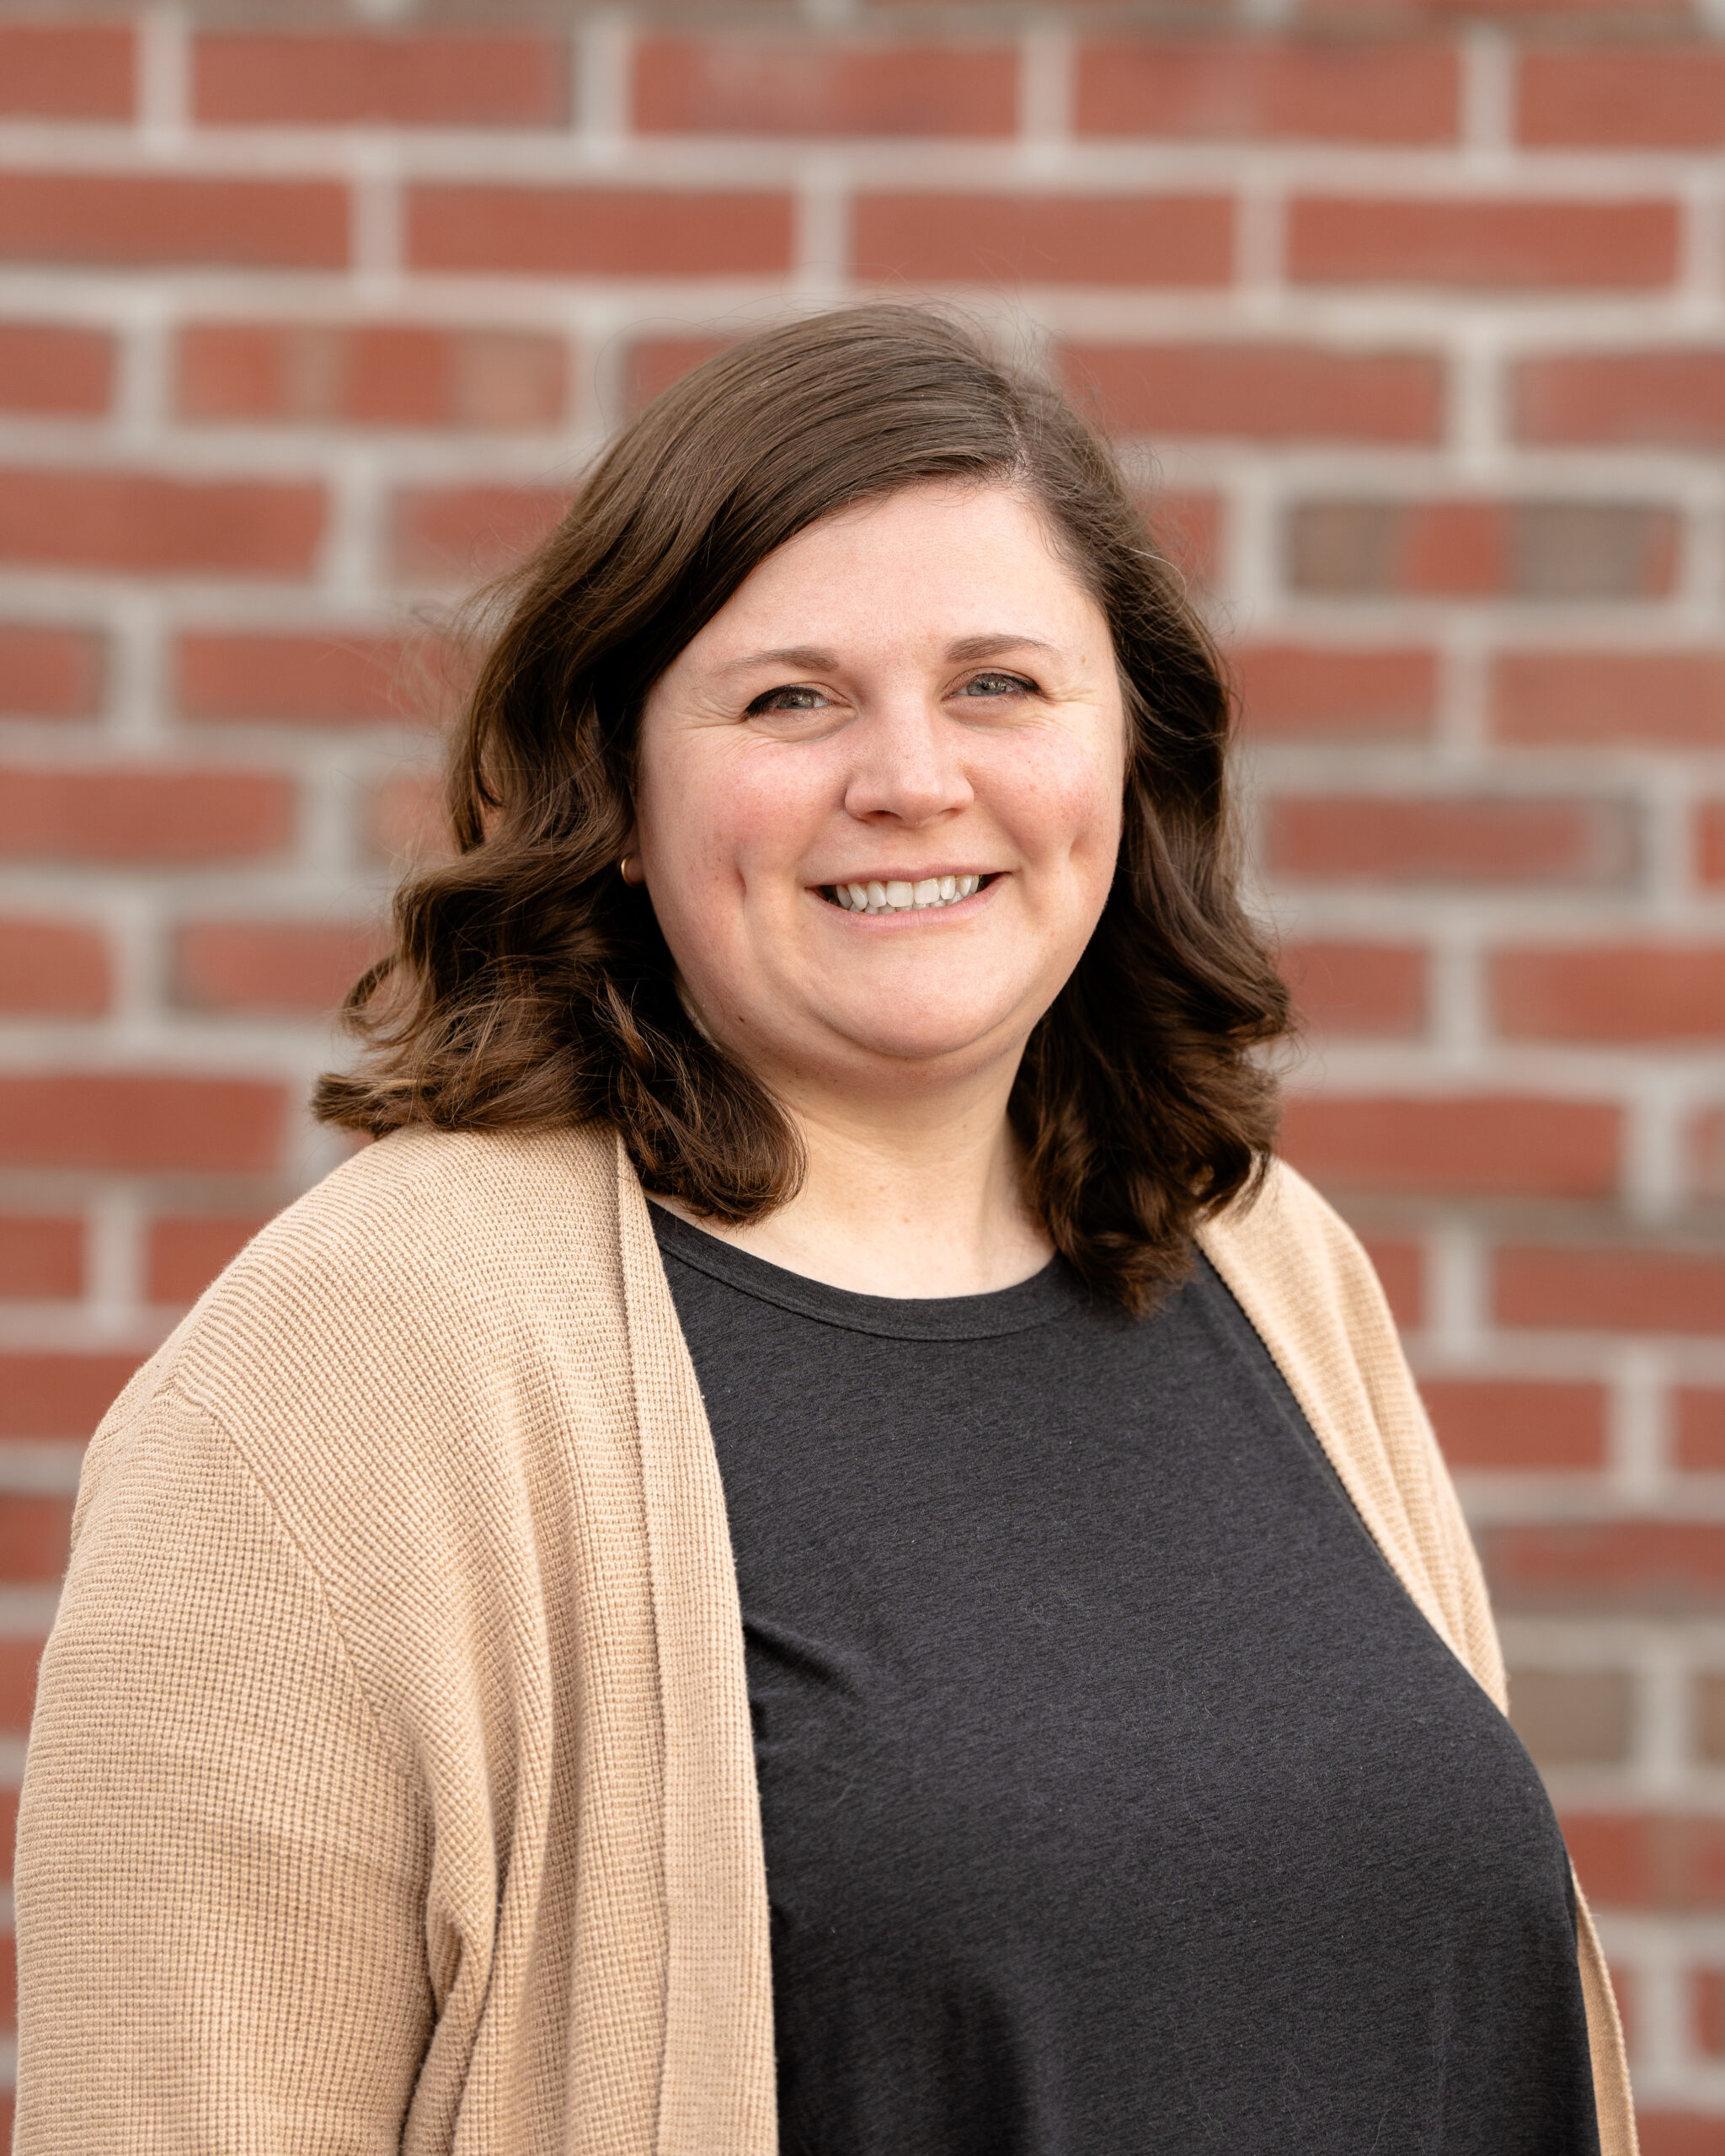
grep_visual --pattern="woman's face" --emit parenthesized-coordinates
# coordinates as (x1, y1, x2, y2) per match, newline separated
(633, 480, 1128, 1103)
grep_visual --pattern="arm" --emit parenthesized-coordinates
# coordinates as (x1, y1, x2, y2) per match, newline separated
(15, 1382, 435, 2153)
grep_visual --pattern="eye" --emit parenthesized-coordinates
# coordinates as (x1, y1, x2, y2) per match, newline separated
(957, 671, 1037, 699)
(746, 683, 830, 716)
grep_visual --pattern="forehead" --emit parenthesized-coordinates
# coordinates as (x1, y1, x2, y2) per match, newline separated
(681, 481, 1107, 659)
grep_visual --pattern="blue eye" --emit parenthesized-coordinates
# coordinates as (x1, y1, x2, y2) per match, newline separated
(748, 685, 828, 714)
(961, 672, 1033, 697)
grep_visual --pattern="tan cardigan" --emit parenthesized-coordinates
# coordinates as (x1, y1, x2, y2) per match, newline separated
(15, 1124, 1636, 2154)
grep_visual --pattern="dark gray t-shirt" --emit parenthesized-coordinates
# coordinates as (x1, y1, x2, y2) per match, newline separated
(650, 1207, 1599, 2156)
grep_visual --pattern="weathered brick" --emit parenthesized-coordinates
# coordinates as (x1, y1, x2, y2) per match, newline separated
(0, 1075, 286, 1173)
(0, 1495, 72, 1582)
(1279, 1093, 1620, 1198)
(1635, 2115, 1725, 2156)
(622, 336, 734, 415)
(1060, 341, 1442, 441)
(367, 766, 453, 865)
(147, 1216, 271, 1305)
(0, 1641, 44, 1735)
(1146, 491, 1224, 587)
(634, 39, 1017, 135)
(1696, 1672, 1725, 1758)
(1519, 46, 1725, 147)
(1423, 1377, 1607, 1469)
(0, 920, 109, 1014)
(1493, 651, 1725, 749)
(177, 323, 566, 431)
(1076, 37, 1458, 142)
(1264, 793, 1634, 886)
(0, 1219, 82, 1302)
(1497, 1244, 1725, 1334)
(0, 470, 323, 577)
(175, 632, 410, 728)
(1694, 1967, 1725, 2056)
(193, 31, 570, 127)
(1359, 1235, 1423, 1327)
(1491, 1527, 1725, 1614)
(1232, 643, 1436, 739)
(0, 769, 292, 864)
(1516, 350, 1725, 449)
(0, 25, 133, 119)
(1289, 195, 1680, 289)
(1507, 1668, 1632, 1765)
(1701, 803, 1725, 886)
(1558, 1812, 1725, 1906)
(173, 921, 384, 1016)
(1287, 498, 1678, 600)
(1493, 945, 1725, 1044)
(0, 172, 348, 270)
(0, 323, 114, 416)
(0, 624, 102, 718)
(0, 1355, 141, 1440)
(852, 194, 1234, 286)
(408, 186, 793, 276)
(1678, 1392, 1725, 1471)
(1279, 939, 1427, 1036)
(390, 483, 570, 584)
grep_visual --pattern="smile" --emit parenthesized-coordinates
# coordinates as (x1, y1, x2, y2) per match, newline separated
(820, 874, 991, 915)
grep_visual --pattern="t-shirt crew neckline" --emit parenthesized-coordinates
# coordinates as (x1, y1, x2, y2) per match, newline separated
(648, 1199, 1082, 1342)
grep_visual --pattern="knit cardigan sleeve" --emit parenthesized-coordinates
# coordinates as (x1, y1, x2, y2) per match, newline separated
(14, 1374, 437, 2153)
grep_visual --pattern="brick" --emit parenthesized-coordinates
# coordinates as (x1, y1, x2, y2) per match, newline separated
(391, 483, 570, 584)
(0, 471, 323, 577)
(1281, 1094, 1619, 1198)
(0, 1075, 285, 1172)
(0, 920, 109, 1014)
(0, 624, 102, 720)
(1680, 1390, 1725, 1471)
(634, 39, 1016, 136)
(1702, 803, 1725, 885)
(0, 25, 132, 119)
(147, 1216, 270, 1305)
(0, 323, 113, 417)
(1060, 341, 1441, 443)
(1490, 1526, 1725, 1614)
(1507, 1668, 1632, 1764)
(852, 194, 1234, 287)
(1146, 491, 1223, 587)
(194, 31, 569, 127)
(1493, 651, 1725, 749)
(1279, 939, 1427, 1036)
(1497, 1243, 1725, 1335)
(1494, 945, 1725, 1045)
(1287, 499, 1678, 600)
(1698, 1671, 1725, 1758)
(0, 1219, 81, 1301)
(0, 1641, 43, 1735)
(408, 186, 793, 277)
(1076, 38, 1457, 142)
(0, 769, 291, 865)
(175, 632, 410, 728)
(1516, 350, 1725, 450)
(367, 766, 453, 864)
(1519, 47, 1725, 147)
(1695, 1107, 1725, 1203)
(622, 336, 734, 414)
(177, 323, 565, 431)
(1638, 2118, 1725, 2156)
(1423, 1377, 1606, 1469)
(1696, 1967, 1725, 2052)
(0, 172, 347, 270)
(1289, 195, 1679, 290)
(1264, 793, 1633, 886)
(1232, 643, 1436, 739)
(174, 921, 384, 1016)
(0, 1493, 72, 1579)
(0, 1354, 139, 1440)
(1360, 1235, 1423, 1326)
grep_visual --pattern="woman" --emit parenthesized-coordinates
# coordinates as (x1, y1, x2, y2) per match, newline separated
(16, 308, 1632, 2154)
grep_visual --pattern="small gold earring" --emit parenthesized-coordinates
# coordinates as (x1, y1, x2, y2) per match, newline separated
(620, 855, 642, 886)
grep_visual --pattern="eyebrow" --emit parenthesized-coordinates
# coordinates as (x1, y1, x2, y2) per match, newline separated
(718, 633, 1058, 676)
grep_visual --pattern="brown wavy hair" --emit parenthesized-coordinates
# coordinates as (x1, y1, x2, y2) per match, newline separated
(314, 306, 1290, 1312)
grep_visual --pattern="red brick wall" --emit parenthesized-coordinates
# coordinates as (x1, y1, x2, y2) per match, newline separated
(2, 1, 1722, 2137)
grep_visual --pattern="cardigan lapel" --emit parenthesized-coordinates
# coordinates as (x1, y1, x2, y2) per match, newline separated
(612, 1138, 778, 2156)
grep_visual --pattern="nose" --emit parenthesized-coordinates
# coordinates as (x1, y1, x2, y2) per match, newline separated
(841, 697, 975, 827)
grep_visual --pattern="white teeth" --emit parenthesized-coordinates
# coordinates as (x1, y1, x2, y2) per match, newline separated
(827, 874, 990, 913)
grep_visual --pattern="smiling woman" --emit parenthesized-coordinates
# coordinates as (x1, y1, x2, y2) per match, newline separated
(14, 310, 1633, 2156)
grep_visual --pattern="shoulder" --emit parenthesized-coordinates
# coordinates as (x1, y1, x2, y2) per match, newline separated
(1199, 1155, 1392, 1334)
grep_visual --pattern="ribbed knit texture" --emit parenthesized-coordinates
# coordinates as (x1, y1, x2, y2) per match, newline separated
(13, 1124, 1632, 2154)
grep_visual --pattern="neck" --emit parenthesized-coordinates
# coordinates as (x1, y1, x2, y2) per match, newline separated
(654, 1062, 1054, 1298)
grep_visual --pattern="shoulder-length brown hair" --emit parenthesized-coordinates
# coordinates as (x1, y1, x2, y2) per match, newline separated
(315, 306, 1290, 1313)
